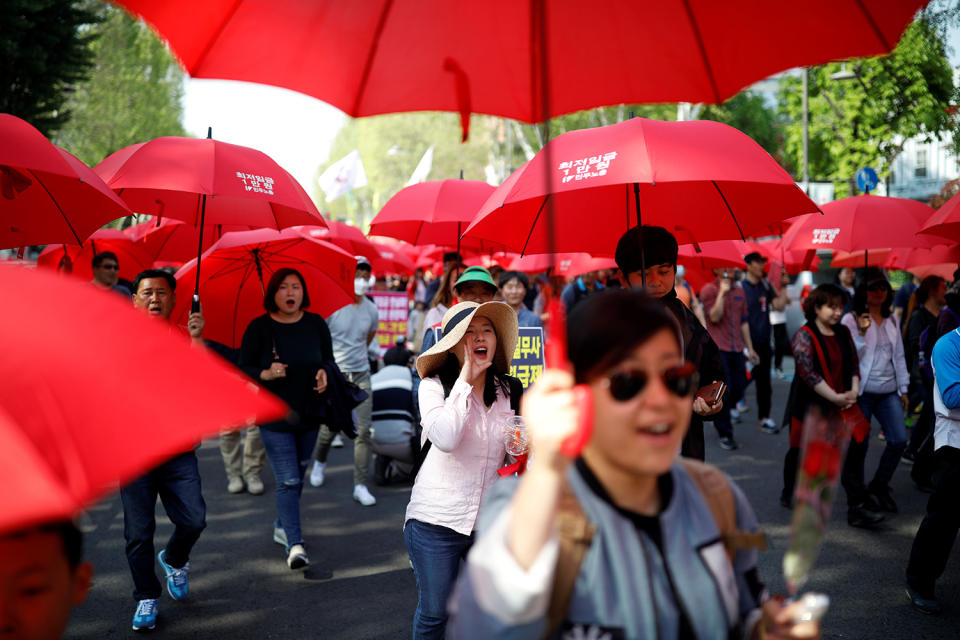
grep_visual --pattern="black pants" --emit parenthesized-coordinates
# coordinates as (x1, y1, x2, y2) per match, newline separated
(773, 323, 791, 370)
(681, 417, 705, 461)
(906, 446, 960, 594)
(752, 341, 773, 420)
(841, 435, 870, 508)
(909, 384, 936, 485)
(782, 445, 800, 502)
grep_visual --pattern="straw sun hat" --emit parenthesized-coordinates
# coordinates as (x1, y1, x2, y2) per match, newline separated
(416, 301, 519, 379)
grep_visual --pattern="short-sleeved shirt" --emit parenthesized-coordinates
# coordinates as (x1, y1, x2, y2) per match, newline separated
(326, 298, 379, 373)
(699, 280, 748, 353)
(741, 278, 774, 344)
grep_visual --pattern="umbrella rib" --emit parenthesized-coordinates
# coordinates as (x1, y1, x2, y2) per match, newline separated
(853, 0, 892, 50)
(711, 181, 745, 241)
(32, 171, 84, 246)
(521, 195, 551, 257)
(351, 0, 396, 117)
(680, 0, 721, 103)
(190, 0, 246, 73)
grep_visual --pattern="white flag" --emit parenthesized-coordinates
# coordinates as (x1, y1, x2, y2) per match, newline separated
(317, 150, 368, 202)
(405, 146, 434, 187)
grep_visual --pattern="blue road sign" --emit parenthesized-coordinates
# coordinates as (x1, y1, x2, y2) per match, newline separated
(856, 167, 879, 194)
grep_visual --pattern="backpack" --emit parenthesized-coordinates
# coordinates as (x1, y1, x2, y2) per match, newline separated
(544, 458, 767, 637)
(411, 375, 523, 478)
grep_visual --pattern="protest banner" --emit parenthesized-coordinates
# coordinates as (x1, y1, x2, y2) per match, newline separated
(371, 291, 408, 355)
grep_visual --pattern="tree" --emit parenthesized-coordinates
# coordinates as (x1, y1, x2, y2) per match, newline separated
(778, 14, 960, 196)
(0, 0, 100, 136)
(700, 92, 788, 169)
(319, 112, 493, 227)
(53, 4, 187, 168)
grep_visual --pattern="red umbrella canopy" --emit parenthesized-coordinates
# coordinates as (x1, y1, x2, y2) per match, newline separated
(464, 118, 819, 255)
(918, 190, 960, 243)
(36, 228, 153, 283)
(509, 252, 616, 277)
(885, 245, 960, 273)
(368, 239, 416, 275)
(127, 217, 252, 263)
(370, 179, 510, 252)
(0, 114, 132, 249)
(294, 221, 381, 259)
(95, 136, 326, 229)
(113, 0, 923, 139)
(0, 266, 287, 533)
(678, 240, 756, 271)
(830, 248, 893, 269)
(781, 195, 940, 254)
(171, 228, 356, 349)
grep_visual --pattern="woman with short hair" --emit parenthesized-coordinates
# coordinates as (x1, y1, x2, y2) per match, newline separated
(239, 268, 335, 570)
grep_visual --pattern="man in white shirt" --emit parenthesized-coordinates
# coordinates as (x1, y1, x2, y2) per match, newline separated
(310, 257, 380, 506)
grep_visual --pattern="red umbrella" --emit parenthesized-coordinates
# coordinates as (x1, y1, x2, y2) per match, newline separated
(95, 134, 327, 309)
(368, 238, 416, 275)
(294, 220, 381, 259)
(678, 240, 754, 271)
(464, 118, 819, 255)
(0, 114, 132, 250)
(127, 217, 251, 263)
(0, 266, 287, 533)
(781, 195, 940, 258)
(36, 228, 153, 283)
(171, 228, 356, 349)
(370, 179, 510, 253)
(918, 191, 960, 243)
(509, 252, 616, 277)
(464, 251, 521, 271)
(113, 1, 923, 139)
(830, 249, 892, 269)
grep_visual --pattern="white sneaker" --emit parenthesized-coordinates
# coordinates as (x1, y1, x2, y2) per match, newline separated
(309, 461, 326, 487)
(287, 544, 309, 570)
(331, 433, 345, 448)
(226, 476, 244, 494)
(353, 484, 376, 506)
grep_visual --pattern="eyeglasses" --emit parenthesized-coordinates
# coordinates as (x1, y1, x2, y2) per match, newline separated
(604, 361, 699, 402)
(100, 263, 119, 270)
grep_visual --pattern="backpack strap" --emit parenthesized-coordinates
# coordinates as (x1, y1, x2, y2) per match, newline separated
(544, 479, 595, 638)
(679, 458, 766, 565)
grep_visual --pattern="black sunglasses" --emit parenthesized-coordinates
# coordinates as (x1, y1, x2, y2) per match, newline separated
(604, 361, 699, 402)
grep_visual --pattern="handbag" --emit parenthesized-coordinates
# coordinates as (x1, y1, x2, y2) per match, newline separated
(801, 326, 870, 443)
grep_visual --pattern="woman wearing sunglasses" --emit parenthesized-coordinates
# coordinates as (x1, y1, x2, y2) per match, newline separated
(405, 300, 520, 639)
(449, 290, 820, 640)
(839, 268, 911, 518)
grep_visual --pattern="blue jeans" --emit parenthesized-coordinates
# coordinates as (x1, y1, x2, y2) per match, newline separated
(842, 391, 907, 505)
(404, 519, 473, 639)
(260, 426, 319, 549)
(121, 451, 206, 601)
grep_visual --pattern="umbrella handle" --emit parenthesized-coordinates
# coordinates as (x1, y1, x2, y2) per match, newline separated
(191, 294, 200, 314)
(543, 297, 594, 457)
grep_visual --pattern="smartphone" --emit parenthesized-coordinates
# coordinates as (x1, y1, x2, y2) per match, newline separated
(696, 380, 727, 406)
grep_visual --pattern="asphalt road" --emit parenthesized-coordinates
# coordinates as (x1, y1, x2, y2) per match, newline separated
(65, 368, 959, 639)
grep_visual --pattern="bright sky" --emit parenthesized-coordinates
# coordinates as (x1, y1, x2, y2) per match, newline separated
(183, 80, 346, 196)
(183, 25, 960, 203)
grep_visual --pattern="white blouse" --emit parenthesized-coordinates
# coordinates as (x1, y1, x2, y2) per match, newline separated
(404, 376, 512, 536)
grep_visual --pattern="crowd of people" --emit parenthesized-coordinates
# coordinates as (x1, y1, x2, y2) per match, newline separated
(4, 223, 960, 639)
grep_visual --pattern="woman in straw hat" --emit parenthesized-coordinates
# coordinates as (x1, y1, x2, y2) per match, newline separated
(404, 300, 520, 639)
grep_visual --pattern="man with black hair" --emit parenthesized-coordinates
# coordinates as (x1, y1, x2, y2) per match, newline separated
(614, 225, 726, 460)
(742, 252, 789, 434)
(123, 269, 207, 631)
(0, 521, 92, 640)
(91, 251, 130, 297)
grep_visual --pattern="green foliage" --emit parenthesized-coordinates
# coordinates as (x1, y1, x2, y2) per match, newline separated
(778, 16, 960, 196)
(320, 112, 493, 227)
(53, 4, 187, 167)
(0, 0, 100, 136)
(701, 92, 787, 168)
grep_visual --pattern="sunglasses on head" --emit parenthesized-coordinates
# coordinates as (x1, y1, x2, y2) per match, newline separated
(604, 361, 699, 402)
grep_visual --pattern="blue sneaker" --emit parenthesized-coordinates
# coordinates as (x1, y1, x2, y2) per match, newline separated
(132, 598, 158, 630)
(157, 549, 189, 601)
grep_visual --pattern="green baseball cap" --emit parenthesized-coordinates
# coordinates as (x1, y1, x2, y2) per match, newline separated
(454, 266, 498, 292)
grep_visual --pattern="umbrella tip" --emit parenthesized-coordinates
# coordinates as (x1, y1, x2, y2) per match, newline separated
(206, 127, 213, 139)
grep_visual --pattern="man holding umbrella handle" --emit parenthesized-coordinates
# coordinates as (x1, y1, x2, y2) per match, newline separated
(123, 269, 207, 632)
